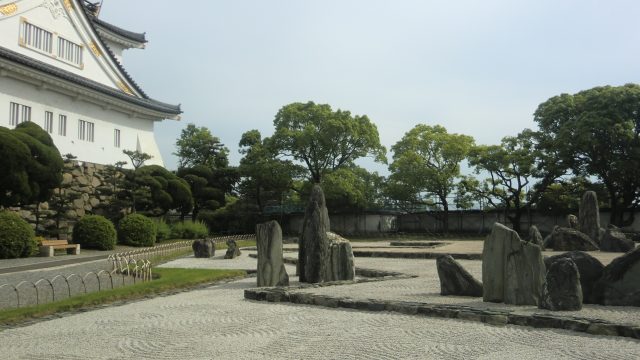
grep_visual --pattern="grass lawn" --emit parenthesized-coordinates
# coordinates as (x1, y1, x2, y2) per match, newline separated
(0, 267, 246, 326)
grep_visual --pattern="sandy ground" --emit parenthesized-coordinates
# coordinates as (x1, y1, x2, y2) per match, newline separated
(0, 251, 637, 359)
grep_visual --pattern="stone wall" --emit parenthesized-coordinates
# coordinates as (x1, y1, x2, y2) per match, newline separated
(10, 160, 120, 238)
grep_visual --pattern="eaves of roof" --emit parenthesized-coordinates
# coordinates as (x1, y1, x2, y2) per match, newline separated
(0, 46, 182, 116)
(89, 16, 147, 44)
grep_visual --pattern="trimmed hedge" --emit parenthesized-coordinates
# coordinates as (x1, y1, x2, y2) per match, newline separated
(153, 218, 171, 242)
(118, 214, 156, 247)
(0, 211, 36, 259)
(169, 221, 208, 239)
(72, 215, 116, 250)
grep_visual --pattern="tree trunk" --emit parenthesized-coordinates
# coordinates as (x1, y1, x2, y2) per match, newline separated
(441, 197, 449, 234)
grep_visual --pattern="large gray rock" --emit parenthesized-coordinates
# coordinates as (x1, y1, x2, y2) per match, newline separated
(579, 191, 601, 244)
(224, 239, 241, 259)
(600, 229, 635, 253)
(545, 251, 604, 304)
(436, 255, 483, 297)
(298, 185, 330, 283)
(593, 247, 640, 306)
(528, 225, 544, 248)
(540, 258, 583, 311)
(567, 214, 579, 229)
(326, 233, 355, 281)
(482, 223, 546, 306)
(256, 221, 289, 287)
(192, 238, 215, 258)
(548, 227, 599, 251)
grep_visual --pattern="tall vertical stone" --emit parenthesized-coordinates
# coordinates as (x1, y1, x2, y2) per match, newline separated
(540, 258, 583, 311)
(579, 191, 601, 244)
(256, 220, 289, 287)
(298, 185, 330, 283)
(482, 223, 546, 305)
(326, 233, 356, 281)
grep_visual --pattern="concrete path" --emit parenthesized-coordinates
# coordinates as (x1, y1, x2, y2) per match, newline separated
(0, 252, 638, 359)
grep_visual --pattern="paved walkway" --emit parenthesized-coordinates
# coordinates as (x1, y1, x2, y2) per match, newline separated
(0, 252, 638, 359)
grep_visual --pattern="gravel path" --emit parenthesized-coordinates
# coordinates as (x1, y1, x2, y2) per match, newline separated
(0, 275, 639, 359)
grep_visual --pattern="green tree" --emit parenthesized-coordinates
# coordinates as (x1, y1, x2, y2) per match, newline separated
(177, 165, 238, 222)
(534, 83, 640, 226)
(467, 130, 563, 232)
(269, 101, 387, 183)
(0, 122, 63, 207)
(387, 124, 474, 232)
(320, 166, 386, 211)
(237, 129, 304, 212)
(174, 124, 229, 169)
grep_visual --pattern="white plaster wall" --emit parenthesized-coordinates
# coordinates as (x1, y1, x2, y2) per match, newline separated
(0, 75, 164, 166)
(0, 0, 126, 90)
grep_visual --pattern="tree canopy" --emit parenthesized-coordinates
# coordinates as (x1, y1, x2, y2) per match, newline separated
(174, 124, 229, 169)
(269, 101, 387, 183)
(387, 124, 474, 232)
(534, 83, 640, 225)
(0, 122, 63, 207)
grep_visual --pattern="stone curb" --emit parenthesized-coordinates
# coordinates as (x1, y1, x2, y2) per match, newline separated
(389, 241, 449, 248)
(352, 250, 482, 260)
(244, 288, 640, 340)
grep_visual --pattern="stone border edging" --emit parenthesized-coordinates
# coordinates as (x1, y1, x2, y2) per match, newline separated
(389, 241, 449, 248)
(352, 250, 482, 260)
(244, 288, 640, 340)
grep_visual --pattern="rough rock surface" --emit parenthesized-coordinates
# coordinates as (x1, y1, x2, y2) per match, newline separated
(256, 220, 289, 287)
(548, 227, 599, 251)
(540, 258, 583, 311)
(224, 239, 241, 259)
(600, 229, 636, 253)
(436, 255, 483, 297)
(567, 214, 579, 229)
(298, 185, 330, 283)
(192, 238, 215, 258)
(528, 225, 544, 248)
(593, 247, 640, 306)
(482, 223, 546, 305)
(544, 251, 604, 304)
(326, 233, 356, 281)
(579, 191, 601, 244)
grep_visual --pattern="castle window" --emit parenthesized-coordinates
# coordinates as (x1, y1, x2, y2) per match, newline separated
(57, 37, 83, 66)
(114, 128, 121, 148)
(44, 111, 53, 133)
(9, 102, 31, 126)
(21, 21, 53, 54)
(78, 119, 94, 142)
(59, 114, 67, 136)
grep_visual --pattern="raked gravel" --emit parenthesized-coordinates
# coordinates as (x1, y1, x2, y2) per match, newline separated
(0, 252, 638, 359)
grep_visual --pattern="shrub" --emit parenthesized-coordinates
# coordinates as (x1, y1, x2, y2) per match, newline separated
(72, 215, 116, 250)
(118, 214, 156, 247)
(153, 218, 171, 242)
(0, 211, 36, 259)
(169, 220, 208, 239)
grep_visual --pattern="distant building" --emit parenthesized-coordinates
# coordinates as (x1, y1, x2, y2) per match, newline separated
(0, 0, 181, 166)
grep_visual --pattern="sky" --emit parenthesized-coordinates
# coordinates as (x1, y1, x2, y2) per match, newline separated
(100, 0, 640, 173)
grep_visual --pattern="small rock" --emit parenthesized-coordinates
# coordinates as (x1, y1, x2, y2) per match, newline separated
(540, 258, 583, 311)
(436, 255, 483, 297)
(192, 238, 215, 258)
(224, 239, 241, 259)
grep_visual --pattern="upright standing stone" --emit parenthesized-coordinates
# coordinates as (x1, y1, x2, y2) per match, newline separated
(224, 239, 241, 259)
(192, 238, 215, 258)
(298, 185, 330, 283)
(540, 258, 583, 311)
(256, 221, 289, 287)
(436, 255, 483, 297)
(567, 214, 579, 229)
(326, 233, 356, 281)
(544, 251, 604, 304)
(482, 223, 546, 305)
(528, 225, 544, 248)
(579, 191, 601, 244)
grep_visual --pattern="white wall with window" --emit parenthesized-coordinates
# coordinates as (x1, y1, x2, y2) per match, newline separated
(44, 110, 53, 133)
(0, 76, 163, 167)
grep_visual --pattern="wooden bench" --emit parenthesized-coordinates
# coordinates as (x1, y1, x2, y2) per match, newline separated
(39, 240, 81, 257)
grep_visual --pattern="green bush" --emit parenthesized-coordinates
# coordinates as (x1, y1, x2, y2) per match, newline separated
(0, 211, 36, 259)
(72, 215, 116, 250)
(169, 220, 208, 239)
(118, 214, 156, 247)
(153, 218, 171, 242)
